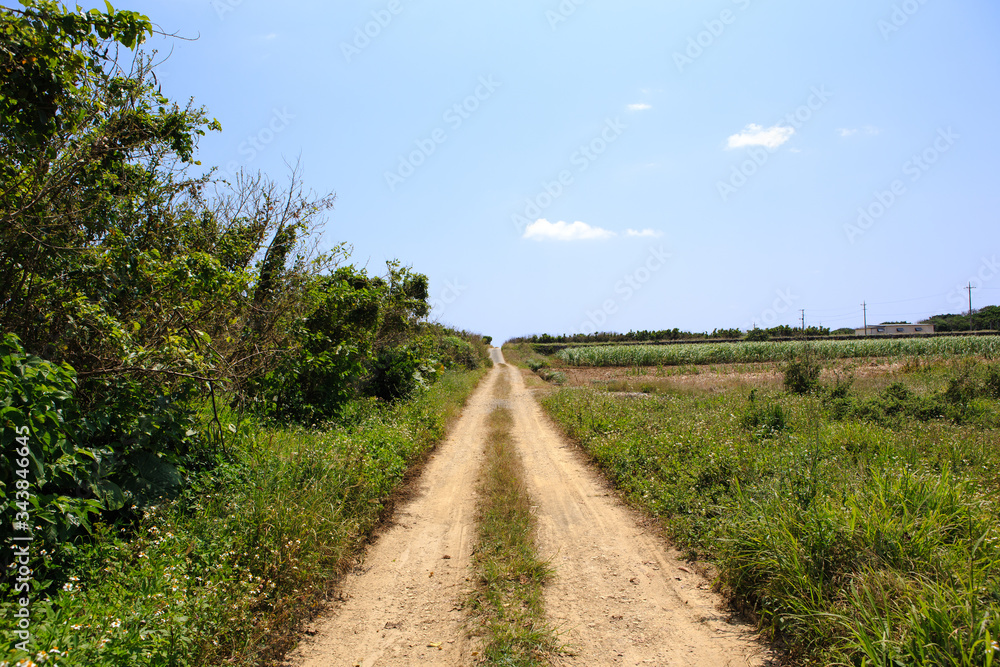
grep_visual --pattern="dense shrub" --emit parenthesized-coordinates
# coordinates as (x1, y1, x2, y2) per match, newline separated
(783, 354, 821, 394)
(0, 335, 198, 568)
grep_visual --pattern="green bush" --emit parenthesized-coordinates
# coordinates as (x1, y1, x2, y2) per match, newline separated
(536, 369, 567, 385)
(525, 358, 549, 372)
(1, 334, 200, 560)
(783, 354, 821, 394)
(368, 346, 437, 402)
(1, 334, 103, 549)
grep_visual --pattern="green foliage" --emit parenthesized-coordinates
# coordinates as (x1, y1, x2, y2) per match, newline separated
(525, 358, 549, 372)
(539, 366, 1000, 665)
(745, 328, 770, 342)
(825, 365, 1000, 428)
(246, 265, 488, 423)
(435, 335, 481, 371)
(1, 334, 201, 568)
(0, 0, 154, 161)
(368, 346, 431, 402)
(535, 369, 567, 385)
(0, 8, 493, 665)
(783, 352, 821, 394)
(923, 304, 1000, 332)
(740, 390, 788, 439)
(1, 334, 104, 549)
(0, 369, 487, 665)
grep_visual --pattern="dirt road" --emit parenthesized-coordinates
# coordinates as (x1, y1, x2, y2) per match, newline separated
(287, 350, 768, 666)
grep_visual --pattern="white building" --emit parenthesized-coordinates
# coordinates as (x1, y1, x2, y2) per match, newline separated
(854, 323, 935, 336)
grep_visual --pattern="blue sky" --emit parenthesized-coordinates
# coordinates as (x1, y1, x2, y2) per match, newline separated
(61, 1, 1000, 340)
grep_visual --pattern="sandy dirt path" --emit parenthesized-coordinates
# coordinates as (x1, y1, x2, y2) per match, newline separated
(285, 364, 500, 667)
(287, 349, 770, 666)
(503, 359, 770, 666)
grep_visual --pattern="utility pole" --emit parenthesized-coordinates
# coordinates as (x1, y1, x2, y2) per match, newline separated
(800, 309, 805, 333)
(967, 283, 976, 331)
(862, 301, 867, 337)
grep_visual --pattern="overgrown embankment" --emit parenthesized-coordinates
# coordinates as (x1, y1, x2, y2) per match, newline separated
(0, 369, 485, 666)
(469, 370, 554, 666)
(538, 361, 1000, 665)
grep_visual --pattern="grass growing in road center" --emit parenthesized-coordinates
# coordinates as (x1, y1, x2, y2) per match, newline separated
(470, 369, 555, 666)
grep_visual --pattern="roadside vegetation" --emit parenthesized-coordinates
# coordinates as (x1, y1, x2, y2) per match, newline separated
(1, 370, 485, 666)
(535, 354, 1000, 665)
(469, 371, 554, 666)
(1, 3, 491, 665)
(556, 336, 1000, 367)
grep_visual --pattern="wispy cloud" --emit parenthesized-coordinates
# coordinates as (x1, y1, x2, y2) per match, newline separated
(627, 103, 652, 111)
(837, 128, 858, 137)
(626, 228, 663, 238)
(726, 123, 795, 150)
(523, 219, 616, 241)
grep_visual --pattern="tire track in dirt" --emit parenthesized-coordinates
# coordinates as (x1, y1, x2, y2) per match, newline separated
(286, 349, 771, 666)
(503, 358, 770, 666)
(285, 365, 500, 667)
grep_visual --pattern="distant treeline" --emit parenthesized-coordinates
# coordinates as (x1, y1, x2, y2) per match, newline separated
(507, 305, 1000, 345)
(508, 324, 835, 345)
(923, 305, 1000, 332)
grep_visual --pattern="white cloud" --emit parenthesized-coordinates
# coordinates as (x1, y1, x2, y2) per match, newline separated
(837, 128, 858, 137)
(726, 123, 795, 150)
(625, 228, 663, 238)
(627, 103, 652, 111)
(523, 219, 616, 242)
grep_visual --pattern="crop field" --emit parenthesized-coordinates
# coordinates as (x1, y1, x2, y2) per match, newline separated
(537, 356, 1000, 665)
(556, 336, 1000, 367)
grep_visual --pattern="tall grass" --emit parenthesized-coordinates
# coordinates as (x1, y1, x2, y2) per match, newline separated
(539, 373, 1000, 665)
(556, 336, 1000, 367)
(0, 369, 486, 667)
